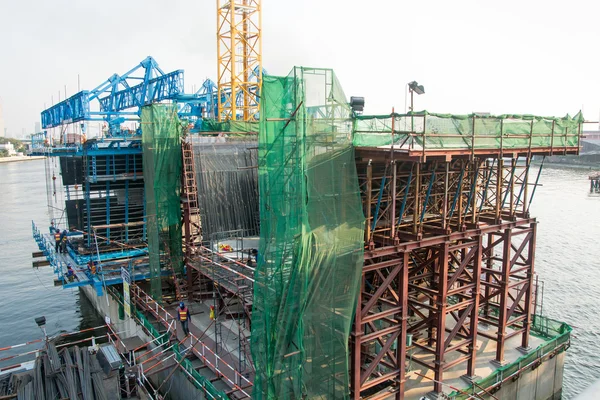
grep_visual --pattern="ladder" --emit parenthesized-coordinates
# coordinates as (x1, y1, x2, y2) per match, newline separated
(182, 140, 202, 248)
(164, 235, 187, 302)
(172, 269, 187, 301)
(174, 139, 202, 300)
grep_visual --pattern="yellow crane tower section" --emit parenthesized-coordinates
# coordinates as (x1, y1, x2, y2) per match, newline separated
(217, 0, 262, 122)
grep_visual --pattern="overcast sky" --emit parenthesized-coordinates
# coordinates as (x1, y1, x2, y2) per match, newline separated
(0, 0, 599, 136)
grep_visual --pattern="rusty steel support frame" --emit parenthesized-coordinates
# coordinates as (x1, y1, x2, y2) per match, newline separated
(406, 236, 483, 392)
(478, 222, 537, 362)
(168, 107, 582, 398)
(352, 251, 409, 399)
(352, 152, 538, 398)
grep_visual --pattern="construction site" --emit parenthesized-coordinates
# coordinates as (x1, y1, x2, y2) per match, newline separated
(16, 1, 583, 399)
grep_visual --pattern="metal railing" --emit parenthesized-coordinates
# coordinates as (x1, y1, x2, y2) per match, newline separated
(130, 284, 253, 397)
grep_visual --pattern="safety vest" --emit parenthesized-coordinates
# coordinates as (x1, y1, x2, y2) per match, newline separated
(179, 307, 188, 321)
(54, 232, 61, 242)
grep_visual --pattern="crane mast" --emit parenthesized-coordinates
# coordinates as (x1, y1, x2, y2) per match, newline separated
(217, 0, 262, 121)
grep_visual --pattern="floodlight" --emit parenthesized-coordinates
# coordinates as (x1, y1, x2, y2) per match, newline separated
(408, 81, 425, 95)
(350, 96, 365, 113)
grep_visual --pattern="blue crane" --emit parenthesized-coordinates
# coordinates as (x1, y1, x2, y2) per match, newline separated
(39, 58, 266, 139)
(41, 56, 189, 135)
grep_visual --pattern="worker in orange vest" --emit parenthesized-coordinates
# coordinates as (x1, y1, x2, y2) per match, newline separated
(209, 305, 215, 321)
(178, 302, 191, 336)
(54, 230, 61, 252)
(87, 260, 97, 275)
(60, 230, 68, 254)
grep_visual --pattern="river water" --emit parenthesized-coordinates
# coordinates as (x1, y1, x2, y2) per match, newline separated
(0, 160, 103, 370)
(0, 159, 598, 398)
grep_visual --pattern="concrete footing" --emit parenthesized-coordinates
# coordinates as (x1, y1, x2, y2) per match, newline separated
(492, 351, 565, 400)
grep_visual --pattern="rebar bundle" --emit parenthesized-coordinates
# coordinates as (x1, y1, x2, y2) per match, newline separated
(8, 342, 111, 400)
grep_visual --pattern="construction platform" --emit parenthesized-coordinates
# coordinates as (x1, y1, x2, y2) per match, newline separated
(32, 226, 169, 295)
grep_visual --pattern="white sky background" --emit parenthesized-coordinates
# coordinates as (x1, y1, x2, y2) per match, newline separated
(0, 0, 599, 136)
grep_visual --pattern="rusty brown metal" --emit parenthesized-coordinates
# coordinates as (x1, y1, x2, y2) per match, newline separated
(178, 131, 547, 398)
(352, 150, 539, 398)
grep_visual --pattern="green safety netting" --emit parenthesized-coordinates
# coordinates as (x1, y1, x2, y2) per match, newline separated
(142, 104, 183, 301)
(354, 111, 584, 150)
(251, 67, 366, 399)
(197, 118, 259, 133)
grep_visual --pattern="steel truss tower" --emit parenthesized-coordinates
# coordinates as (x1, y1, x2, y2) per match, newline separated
(217, 0, 262, 121)
(350, 142, 565, 399)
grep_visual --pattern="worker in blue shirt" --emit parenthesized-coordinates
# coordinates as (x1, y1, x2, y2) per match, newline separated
(247, 248, 258, 267)
(66, 264, 74, 281)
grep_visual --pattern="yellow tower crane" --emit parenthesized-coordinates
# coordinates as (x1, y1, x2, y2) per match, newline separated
(217, 0, 262, 122)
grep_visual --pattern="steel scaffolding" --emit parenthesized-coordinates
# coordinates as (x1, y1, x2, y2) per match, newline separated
(349, 140, 573, 399)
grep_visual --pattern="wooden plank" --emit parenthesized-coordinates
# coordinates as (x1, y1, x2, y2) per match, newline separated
(32, 260, 51, 267)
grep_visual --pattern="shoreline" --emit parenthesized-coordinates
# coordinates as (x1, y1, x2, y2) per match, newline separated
(0, 156, 45, 164)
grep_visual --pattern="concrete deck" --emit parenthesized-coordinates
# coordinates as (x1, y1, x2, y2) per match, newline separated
(402, 324, 545, 399)
(166, 300, 253, 398)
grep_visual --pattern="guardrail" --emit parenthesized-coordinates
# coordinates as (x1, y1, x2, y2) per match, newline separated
(106, 286, 228, 399)
(32, 220, 67, 279)
(129, 284, 252, 398)
(447, 314, 572, 399)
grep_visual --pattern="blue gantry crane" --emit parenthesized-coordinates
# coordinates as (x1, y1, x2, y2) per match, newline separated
(38, 56, 265, 141)
(41, 56, 189, 136)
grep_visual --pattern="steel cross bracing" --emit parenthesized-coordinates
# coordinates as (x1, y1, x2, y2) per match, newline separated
(351, 151, 539, 399)
(359, 157, 541, 245)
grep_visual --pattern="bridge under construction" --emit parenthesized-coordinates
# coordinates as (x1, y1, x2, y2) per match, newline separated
(27, 66, 582, 400)
(21, 1, 584, 398)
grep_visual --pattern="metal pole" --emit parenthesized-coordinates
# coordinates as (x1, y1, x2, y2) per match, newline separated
(413, 163, 420, 234)
(391, 162, 397, 239)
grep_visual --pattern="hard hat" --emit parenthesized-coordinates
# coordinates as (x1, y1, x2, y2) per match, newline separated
(180, 302, 185, 308)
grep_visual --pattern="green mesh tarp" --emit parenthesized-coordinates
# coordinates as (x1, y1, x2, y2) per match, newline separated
(142, 104, 183, 301)
(197, 118, 259, 133)
(354, 111, 584, 150)
(251, 67, 365, 399)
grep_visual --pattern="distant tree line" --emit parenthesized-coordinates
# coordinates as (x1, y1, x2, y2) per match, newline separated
(0, 137, 26, 156)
